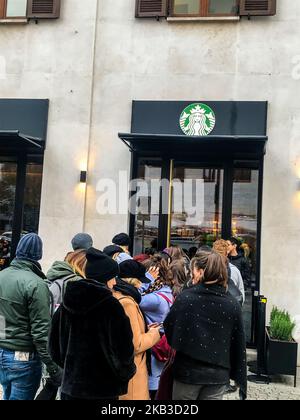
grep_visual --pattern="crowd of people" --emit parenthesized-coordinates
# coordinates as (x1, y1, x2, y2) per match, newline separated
(0, 231, 250, 401)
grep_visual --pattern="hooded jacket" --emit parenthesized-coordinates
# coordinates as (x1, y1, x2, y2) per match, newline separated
(49, 279, 136, 400)
(0, 259, 57, 374)
(47, 261, 82, 284)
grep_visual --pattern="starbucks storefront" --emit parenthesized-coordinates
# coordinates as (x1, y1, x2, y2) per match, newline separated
(119, 100, 268, 345)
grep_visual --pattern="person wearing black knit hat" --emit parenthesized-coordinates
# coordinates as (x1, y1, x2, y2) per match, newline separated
(49, 248, 136, 401)
(112, 233, 131, 253)
(113, 259, 161, 401)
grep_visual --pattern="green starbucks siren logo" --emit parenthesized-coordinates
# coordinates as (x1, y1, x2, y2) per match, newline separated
(180, 103, 216, 136)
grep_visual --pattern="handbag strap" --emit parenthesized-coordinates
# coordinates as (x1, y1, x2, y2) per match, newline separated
(156, 292, 174, 306)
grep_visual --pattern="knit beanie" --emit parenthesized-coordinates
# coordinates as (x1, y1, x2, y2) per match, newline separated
(85, 248, 119, 283)
(71, 233, 93, 251)
(16, 233, 43, 262)
(112, 233, 131, 247)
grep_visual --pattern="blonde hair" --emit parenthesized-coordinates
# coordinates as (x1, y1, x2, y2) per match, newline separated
(65, 250, 87, 278)
(121, 277, 142, 288)
(112, 252, 121, 261)
(213, 239, 229, 258)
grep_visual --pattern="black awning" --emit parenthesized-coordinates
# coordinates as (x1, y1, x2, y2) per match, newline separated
(0, 130, 44, 153)
(118, 133, 268, 159)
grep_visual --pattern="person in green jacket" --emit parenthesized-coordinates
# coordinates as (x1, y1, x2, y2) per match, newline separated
(0, 233, 61, 400)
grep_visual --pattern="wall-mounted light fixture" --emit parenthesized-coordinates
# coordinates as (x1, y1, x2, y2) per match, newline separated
(80, 170, 87, 183)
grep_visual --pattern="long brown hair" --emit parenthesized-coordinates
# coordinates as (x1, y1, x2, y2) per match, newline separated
(65, 250, 87, 278)
(143, 253, 173, 295)
(191, 250, 228, 287)
(169, 261, 188, 298)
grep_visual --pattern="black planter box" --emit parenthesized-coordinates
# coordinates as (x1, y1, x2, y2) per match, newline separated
(266, 328, 298, 387)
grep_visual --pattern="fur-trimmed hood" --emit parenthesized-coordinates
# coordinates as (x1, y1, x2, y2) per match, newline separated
(63, 278, 113, 316)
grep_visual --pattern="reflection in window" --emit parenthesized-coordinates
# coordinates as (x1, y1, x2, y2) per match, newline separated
(208, 0, 237, 15)
(133, 161, 162, 255)
(0, 163, 17, 235)
(23, 164, 43, 234)
(170, 167, 223, 250)
(173, 0, 201, 15)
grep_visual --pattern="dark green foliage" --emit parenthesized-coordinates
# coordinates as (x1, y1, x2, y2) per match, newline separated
(270, 307, 296, 342)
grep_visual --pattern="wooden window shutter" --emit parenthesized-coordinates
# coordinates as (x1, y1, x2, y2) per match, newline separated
(0, 0, 5, 19)
(239, 0, 277, 16)
(27, 0, 61, 19)
(136, 0, 168, 18)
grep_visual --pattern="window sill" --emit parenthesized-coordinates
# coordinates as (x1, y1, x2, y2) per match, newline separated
(167, 16, 240, 22)
(0, 18, 28, 24)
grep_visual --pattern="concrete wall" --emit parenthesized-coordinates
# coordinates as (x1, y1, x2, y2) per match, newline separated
(0, 0, 299, 348)
(0, 0, 98, 264)
(86, 0, 300, 322)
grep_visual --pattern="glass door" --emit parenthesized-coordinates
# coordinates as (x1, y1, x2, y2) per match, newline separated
(169, 163, 224, 254)
(231, 165, 260, 344)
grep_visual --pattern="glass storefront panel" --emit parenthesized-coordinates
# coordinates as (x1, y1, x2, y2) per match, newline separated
(232, 167, 259, 343)
(133, 160, 162, 255)
(170, 165, 223, 252)
(22, 163, 43, 234)
(0, 162, 17, 267)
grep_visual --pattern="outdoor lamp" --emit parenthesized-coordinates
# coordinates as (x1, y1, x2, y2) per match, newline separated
(80, 171, 87, 183)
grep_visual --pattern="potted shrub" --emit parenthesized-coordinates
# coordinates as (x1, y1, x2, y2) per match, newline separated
(266, 307, 298, 387)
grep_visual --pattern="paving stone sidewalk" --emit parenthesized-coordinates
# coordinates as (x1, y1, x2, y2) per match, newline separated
(1, 351, 299, 401)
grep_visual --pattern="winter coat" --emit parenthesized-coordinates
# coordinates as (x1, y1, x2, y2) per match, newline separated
(0, 259, 57, 374)
(229, 263, 245, 304)
(49, 279, 136, 400)
(113, 290, 161, 400)
(229, 254, 251, 286)
(140, 286, 173, 391)
(47, 261, 82, 284)
(164, 283, 247, 399)
(140, 286, 173, 325)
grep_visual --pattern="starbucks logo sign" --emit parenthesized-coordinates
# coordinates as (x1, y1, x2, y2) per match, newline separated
(180, 103, 216, 136)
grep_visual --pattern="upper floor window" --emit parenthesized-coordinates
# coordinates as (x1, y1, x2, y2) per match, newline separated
(172, 0, 238, 17)
(135, 0, 277, 19)
(0, 0, 61, 20)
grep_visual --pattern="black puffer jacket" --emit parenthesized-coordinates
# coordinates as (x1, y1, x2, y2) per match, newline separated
(229, 254, 251, 286)
(164, 284, 247, 399)
(49, 279, 136, 400)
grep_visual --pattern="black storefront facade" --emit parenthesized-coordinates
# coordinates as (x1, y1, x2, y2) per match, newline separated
(119, 100, 268, 345)
(0, 99, 48, 265)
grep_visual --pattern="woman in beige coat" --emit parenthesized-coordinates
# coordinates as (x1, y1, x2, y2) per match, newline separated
(113, 260, 161, 400)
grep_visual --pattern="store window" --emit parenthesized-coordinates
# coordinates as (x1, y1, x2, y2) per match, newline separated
(22, 163, 43, 234)
(172, 0, 238, 17)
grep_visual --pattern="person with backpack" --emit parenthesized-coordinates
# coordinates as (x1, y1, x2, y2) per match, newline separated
(35, 250, 88, 400)
(0, 233, 61, 400)
(49, 248, 136, 401)
(47, 250, 87, 315)
(164, 250, 247, 401)
(140, 254, 174, 399)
